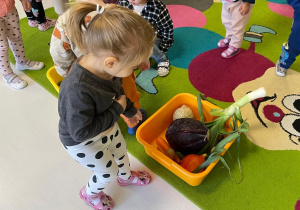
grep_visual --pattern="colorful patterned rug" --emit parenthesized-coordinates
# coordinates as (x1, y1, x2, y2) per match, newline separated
(13, 0, 300, 209)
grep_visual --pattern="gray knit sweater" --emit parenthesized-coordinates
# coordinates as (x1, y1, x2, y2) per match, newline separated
(58, 62, 137, 146)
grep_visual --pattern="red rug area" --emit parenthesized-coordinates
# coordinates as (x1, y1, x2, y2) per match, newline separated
(188, 43, 275, 102)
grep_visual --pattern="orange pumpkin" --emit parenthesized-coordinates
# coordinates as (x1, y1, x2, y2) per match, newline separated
(181, 154, 206, 173)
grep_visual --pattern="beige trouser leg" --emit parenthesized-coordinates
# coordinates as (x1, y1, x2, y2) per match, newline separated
(221, 1, 254, 48)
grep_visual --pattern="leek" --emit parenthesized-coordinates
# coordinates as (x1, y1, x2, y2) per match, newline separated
(194, 87, 266, 181)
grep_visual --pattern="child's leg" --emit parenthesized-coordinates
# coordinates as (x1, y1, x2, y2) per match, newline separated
(29, 0, 56, 31)
(279, 10, 300, 70)
(0, 8, 28, 89)
(221, 3, 233, 40)
(226, 1, 253, 49)
(65, 125, 128, 209)
(152, 38, 169, 77)
(4, 8, 44, 71)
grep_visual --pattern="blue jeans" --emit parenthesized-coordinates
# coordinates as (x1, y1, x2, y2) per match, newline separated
(152, 38, 167, 64)
(279, 10, 300, 69)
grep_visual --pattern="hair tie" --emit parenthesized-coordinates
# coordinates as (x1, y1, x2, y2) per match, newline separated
(96, 4, 105, 14)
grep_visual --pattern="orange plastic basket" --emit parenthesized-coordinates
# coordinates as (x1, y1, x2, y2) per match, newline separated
(136, 93, 238, 186)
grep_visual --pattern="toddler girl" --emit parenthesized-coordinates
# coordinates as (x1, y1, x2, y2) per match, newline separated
(218, 0, 255, 58)
(0, 0, 44, 90)
(50, 0, 148, 135)
(58, 3, 155, 209)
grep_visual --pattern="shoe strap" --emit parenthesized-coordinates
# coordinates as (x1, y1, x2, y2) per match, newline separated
(5, 74, 19, 84)
(157, 60, 170, 68)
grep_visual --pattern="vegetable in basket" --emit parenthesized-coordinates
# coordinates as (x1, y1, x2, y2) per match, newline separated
(194, 87, 266, 180)
(165, 118, 209, 155)
(173, 105, 194, 120)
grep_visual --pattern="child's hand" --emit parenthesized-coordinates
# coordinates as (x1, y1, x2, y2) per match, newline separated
(239, 2, 250, 16)
(114, 95, 127, 111)
(138, 61, 150, 71)
(127, 110, 143, 126)
(20, 0, 32, 12)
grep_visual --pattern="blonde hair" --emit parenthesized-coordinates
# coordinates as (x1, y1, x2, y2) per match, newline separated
(66, 2, 156, 65)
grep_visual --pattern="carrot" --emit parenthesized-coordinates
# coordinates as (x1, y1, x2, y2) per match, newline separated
(156, 137, 181, 163)
(156, 137, 171, 151)
(157, 144, 166, 154)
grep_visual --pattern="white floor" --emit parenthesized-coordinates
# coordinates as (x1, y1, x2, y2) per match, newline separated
(0, 2, 200, 210)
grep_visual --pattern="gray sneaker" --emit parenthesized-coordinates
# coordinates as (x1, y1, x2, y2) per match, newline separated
(275, 61, 287, 77)
(16, 60, 44, 71)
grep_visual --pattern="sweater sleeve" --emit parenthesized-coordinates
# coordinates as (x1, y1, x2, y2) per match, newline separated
(59, 85, 124, 143)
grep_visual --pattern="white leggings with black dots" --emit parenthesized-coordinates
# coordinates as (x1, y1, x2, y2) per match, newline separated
(0, 7, 27, 76)
(65, 123, 131, 195)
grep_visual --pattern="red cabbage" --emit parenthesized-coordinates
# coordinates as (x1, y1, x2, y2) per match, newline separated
(166, 118, 209, 155)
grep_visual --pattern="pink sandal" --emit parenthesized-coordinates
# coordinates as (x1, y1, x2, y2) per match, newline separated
(221, 45, 240, 58)
(79, 187, 114, 210)
(217, 38, 231, 48)
(117, 171, 151, 186)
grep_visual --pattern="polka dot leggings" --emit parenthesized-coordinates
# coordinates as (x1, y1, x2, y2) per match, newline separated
(65, 123, 131, 195)
(0, 7, 27, 76)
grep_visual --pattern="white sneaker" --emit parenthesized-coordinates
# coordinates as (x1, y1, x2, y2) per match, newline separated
(16, 60, 44, 71)
(157, 60, 170, 77)
(275, 61, 287, 77)
(3, 73, 28, 90)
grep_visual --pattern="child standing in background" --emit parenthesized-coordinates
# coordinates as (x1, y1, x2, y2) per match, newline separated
(25, 0, 56, 31)
(0, 0, 44, 90)
(58, 3, 155, 209)
(50, 0, 148, 135)
(276, 0, 300, 77)
(118, 0, 174, 77)
(218, 0, 255, 58)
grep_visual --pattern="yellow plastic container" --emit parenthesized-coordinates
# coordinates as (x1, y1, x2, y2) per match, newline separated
(136, 93, 238, 186)
(46, 66, 64, 93)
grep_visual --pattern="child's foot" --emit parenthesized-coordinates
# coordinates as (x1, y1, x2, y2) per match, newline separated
(16, 60, 44, 71)
(221, 46, 240, 58)
(117, 171, 151, 186)
(157, 60, 170, 77)
(38, 18, 56, 31)
(3, 73, 28, 90)
(217, 38, 231, 48)
(275, 60, 287, 77)
(127, 109, 147, 135)
(79, 187, 114, 210)
(28, 19, 38, 27)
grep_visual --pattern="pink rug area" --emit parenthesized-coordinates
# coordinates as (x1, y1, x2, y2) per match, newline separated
(268, 2, 294, 18)
(167, 5, 206, 28)
(188, 43, 275, 102)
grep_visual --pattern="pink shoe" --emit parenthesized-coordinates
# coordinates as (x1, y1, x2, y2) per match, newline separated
(221, 46, 240, 58)
(79, 187, 114, 210)
(117, 171, 151, 186)
(217, 38, 231, 48)
(28, 19, 38, 27)
(38, 18, 56, 31)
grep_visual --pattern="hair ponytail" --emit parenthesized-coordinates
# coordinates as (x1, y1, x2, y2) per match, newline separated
(65, 2, 99, 53)
(65, 3, 156, 65)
